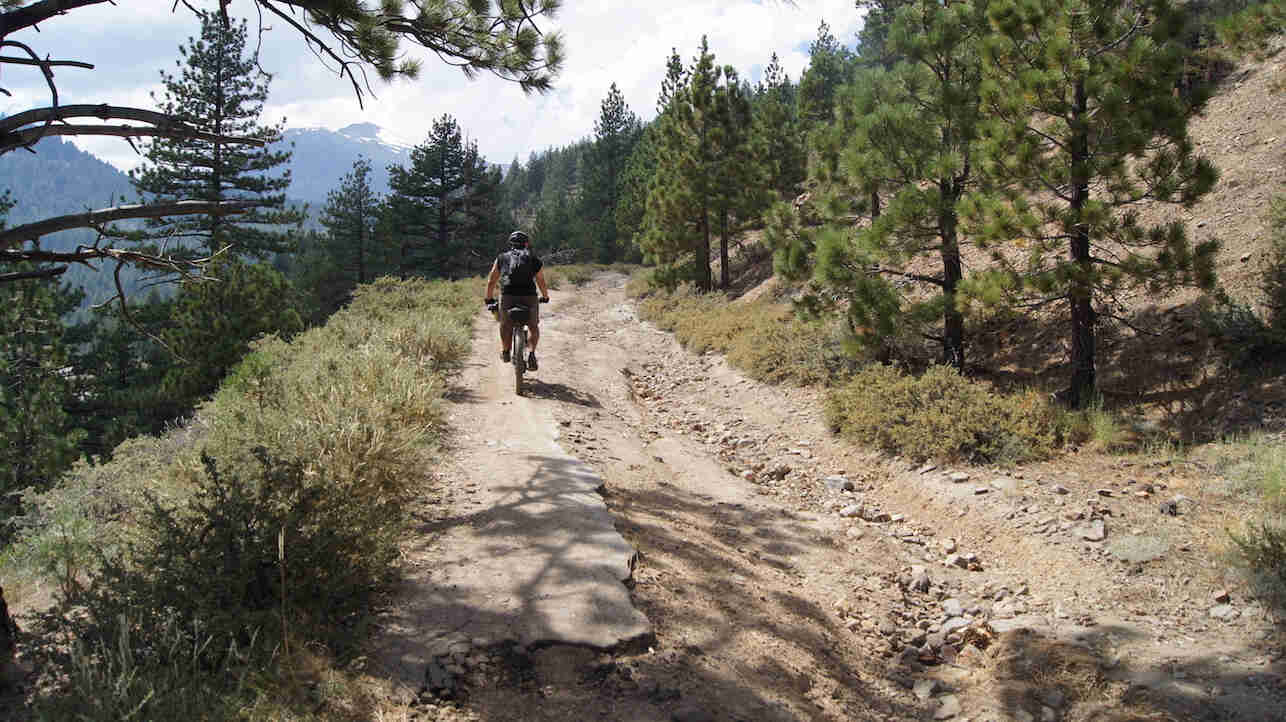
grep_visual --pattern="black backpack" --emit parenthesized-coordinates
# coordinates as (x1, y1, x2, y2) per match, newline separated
(498, 248, 536, 290)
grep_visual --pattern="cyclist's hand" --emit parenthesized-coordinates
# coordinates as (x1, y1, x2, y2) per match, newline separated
(539, 296, 550, 304)
(484, 297, 495, 306)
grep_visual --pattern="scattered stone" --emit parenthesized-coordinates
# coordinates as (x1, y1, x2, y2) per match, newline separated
(974, 487, 990, 495)
(942, 598, 964, 618)
(425, 658, 456, 696)
(987, 616, 1049, 635)
(919, 464, 939, 474)
(1078, 519, 1107, 542)
(941, 538, 958, 554)
(1041, 689, 1066, 709)
(767, 464, 791, 481)
(846, 527, 865, 540)
(1209, 604, 1240, 621)
(826, 475, 855, 492)
(1053, 485, 1070, 495)
(671, 703, 715, 722)
(949, 472, 971, 483)
(945, 552, 980, 570)
(910, 565, 933, 593)
(1096, 488, 1114, 497)
(934, 694, 962, 719)
(862, 507, 893, 523)
(1108, 534, 1168, 563)
(913, 678, 940, 701)
(1212, 589, 1231, 604)
(840, 504, 863, 518)
(1159, 500, 1179, 516)
(941, 617, 971, 635)
(1016, 708, 1036, 722)
(1041, 706, 1058, 722)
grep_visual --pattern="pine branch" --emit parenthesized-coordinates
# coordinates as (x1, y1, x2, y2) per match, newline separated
(0, 124, 267, 155)
(0, 266, 68, 282)
(0, 200, 264, 250)
(0, 0, 113, 38)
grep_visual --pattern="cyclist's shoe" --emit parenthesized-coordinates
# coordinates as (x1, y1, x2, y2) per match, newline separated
(527, 352, 538, 371)
(501, 349, 511, 363)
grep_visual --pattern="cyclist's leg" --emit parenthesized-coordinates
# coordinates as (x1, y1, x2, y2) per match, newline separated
(499, 294, 515, 359)
(526, 295, 540, 351)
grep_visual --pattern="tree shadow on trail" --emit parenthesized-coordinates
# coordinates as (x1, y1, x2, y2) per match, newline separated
(520, 380, 601, 407)
(376, 455, 925, 720)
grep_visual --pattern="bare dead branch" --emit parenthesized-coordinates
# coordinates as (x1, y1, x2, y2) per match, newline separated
(0, 104, 203, 135)
(0, 56, 94, 69)
(0, 265, 67, 282)
(0, 200, 264, 250)
(0, 124, 268, 154)
(0, 0, 113, 38)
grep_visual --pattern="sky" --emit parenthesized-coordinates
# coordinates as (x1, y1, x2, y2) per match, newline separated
(0, 0, 866, 172)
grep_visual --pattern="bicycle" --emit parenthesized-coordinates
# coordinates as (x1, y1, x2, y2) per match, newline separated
(488, 297, 548, 395)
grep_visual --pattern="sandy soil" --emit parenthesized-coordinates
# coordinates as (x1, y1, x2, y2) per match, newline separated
(389, 272, 1285, 722)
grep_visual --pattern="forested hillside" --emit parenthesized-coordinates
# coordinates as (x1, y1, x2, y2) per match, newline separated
(4, 0, 1286, 717)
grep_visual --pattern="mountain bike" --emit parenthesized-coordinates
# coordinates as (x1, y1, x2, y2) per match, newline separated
(488, 297, 548, 395)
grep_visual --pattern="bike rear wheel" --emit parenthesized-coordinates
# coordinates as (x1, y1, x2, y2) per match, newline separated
(513, 327, 526, 395)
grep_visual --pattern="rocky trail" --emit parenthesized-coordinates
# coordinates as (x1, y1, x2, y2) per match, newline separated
(376, 272, 1286, 722)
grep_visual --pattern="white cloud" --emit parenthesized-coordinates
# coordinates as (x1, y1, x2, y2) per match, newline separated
(1, 0, 866, 172)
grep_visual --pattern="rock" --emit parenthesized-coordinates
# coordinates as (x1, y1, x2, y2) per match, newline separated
(1053, 485, 1070, 495)
(826, 475, 855, 492)
(846, 527, 865, 540)
(942, 537, 958, 553)
(1212, 589, 1231, 604)
(767, 464, 791, 481)
(1158, 500, 1179, 516)
(840, 504, 863, 518)
(1016, 708, 1036, 722)
(987, 616, 1049, 635)
(945, 552, 979, 570)
(426, 659, 456, 695)
(1096, 488, 1114, 497)
(861, 507, 893, 523)
(671, 703, 715, 722)
(919, 464, 939, 474)
(974, 487, 990, 495)
(1078, 519, 1107, 542)
(1209, 604, 1240, 621)
(913, 678, 940, 701)
(941, 617, 971, 635)
(1041, 706, 1058, 722)
(910, 566, 932, 593)
(934, 694, 962, 719)
(942, 598, 964, 618)
(949, 472, 971, 483)
(1041, 689, 1066, 709)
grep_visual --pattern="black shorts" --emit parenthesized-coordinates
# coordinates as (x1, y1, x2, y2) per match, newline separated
(499, 294, 540, 336)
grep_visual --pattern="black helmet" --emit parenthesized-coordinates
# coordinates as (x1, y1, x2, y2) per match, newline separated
(508, 230, 530, 248)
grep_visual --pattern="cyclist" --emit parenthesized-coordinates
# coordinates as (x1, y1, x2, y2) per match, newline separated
(484, 230, 550, 370)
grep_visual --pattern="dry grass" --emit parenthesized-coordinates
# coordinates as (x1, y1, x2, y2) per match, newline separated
(2, 276, 479, 719)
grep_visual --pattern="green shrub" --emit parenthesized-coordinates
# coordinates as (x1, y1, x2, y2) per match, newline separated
(1229, 517, 1286, 613)
(6, 276, 476, 717)
(826, 364, 1059, 463)
(638, 286, 854, 386)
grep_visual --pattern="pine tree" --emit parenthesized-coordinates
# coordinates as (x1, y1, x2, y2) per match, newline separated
(584, 83, 641, 263)
(966, 0, 1219, 406)
(710, 66, 761, 289)
(797, 22, 855, 129)
(386, 114, 488, 277)
(812, 0, 989, 369)
(160, 256, 302, 411)
(642, 37, 723, 291)
(0, 199, 85, 525)
(751, 53, 806, 203)
(130, 11, 303, 259)
(299, 158, 392, 318)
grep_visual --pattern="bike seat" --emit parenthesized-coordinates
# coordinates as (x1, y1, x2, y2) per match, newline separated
(507, 306, 530, 323)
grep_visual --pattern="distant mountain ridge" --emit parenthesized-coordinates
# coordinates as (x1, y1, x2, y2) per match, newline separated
(280, 122, 415, 206)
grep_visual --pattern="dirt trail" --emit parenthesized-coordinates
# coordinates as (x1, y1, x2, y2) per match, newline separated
(383, 272, 1286, 722)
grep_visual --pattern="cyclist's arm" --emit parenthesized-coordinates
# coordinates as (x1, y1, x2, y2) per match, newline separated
(535, 269, 550, 298)
(485, 261, 501, 299)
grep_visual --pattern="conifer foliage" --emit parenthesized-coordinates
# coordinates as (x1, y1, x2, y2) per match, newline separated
(386, 114, 502, 278)
(130, 11, 303, 259)
(965, 0, 1219, 406)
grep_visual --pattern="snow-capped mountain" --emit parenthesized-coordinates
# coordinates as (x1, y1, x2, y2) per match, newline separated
(280, 122, 416, 207)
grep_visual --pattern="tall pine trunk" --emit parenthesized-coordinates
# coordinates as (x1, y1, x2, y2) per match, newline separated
(719, 209, 730, 289)
(1067, 80, 1096, 408)
(940, 182, 965, 370)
